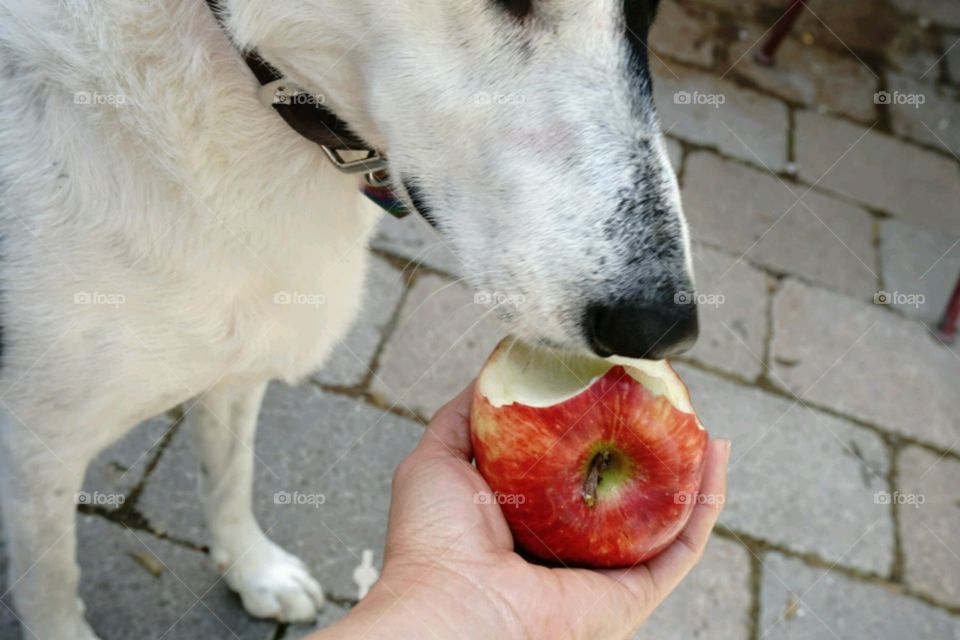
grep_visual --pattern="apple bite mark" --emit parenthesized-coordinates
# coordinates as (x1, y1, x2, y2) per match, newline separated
(471, 337, 709, 568)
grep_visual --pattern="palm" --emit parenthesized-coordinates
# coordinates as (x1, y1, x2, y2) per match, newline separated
(382, 385, 728, 639)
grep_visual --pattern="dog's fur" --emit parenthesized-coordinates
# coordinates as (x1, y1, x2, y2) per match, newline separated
(0, 0, 691, 637)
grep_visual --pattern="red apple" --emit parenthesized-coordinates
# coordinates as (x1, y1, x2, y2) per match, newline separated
(470, 337, 709, 568)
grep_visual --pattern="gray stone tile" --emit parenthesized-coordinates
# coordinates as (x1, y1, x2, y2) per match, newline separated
(685, 245, 770, 380)
(285, 602, 351, 639)
(666, 137, 683, 174)
(675, 365, 894, 575)
(371, 213, 463, 277)
(947, 33, 960, 84)
(312, 255, 405, 388)
(758, 552, 960, 640)
(728, 25, 878, 123)
(887, 73, 960, 157)
(880, 218, 960, 322)
(897, 446, 960, 607)
(653, 60, 789, 171)
(886, 22, 943, 79)
(371, 274, 503, 418)
(79, 515, 276, 640)
(138, 383, 423, 603)
(770, 279, 960, 449)
(892, 0, 960, 28)
(649, 0, 716, 67)
(83, 416, 175, 502)
(683, 152, 878, 298)
(795, 110, 960, 234)
(639, 537, 753, 640)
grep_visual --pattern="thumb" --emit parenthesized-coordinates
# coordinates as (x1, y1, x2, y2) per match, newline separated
(415, 381, 476, 463)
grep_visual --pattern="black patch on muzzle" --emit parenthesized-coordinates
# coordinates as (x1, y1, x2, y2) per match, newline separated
(492, 0, 533, 20)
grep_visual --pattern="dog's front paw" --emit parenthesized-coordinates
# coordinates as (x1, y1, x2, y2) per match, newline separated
(216, 539, 324, 623)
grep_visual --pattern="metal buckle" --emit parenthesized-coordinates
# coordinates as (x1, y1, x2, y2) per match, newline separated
(320, 146, 389, 175)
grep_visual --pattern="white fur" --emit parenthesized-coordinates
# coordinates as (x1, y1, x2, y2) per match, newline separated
(0, 0, 689, 637)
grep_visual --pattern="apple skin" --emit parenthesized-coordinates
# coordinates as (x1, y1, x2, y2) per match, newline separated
(471, 361, 708, 568)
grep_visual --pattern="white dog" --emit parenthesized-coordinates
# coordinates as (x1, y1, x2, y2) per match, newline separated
(0, 0, 697, 637)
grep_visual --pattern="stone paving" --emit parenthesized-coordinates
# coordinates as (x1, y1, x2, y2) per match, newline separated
(2, 1, 960, 639)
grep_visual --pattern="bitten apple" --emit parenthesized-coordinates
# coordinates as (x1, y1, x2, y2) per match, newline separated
(470, 337, 709, 568)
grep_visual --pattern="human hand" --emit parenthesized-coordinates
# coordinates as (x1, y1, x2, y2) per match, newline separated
(313, 382, 729, 640)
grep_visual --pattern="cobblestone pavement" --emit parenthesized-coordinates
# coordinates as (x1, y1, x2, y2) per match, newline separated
(3, 1, 959, 638)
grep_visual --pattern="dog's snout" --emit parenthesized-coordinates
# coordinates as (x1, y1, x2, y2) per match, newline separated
(584, 298, 699, 360)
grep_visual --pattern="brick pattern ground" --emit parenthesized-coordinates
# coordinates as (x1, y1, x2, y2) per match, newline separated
(2, 1, 959, 639)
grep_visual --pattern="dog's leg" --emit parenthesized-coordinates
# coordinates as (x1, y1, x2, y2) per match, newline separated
(0, 412, 101, 640)
(188, 380, 324, 623)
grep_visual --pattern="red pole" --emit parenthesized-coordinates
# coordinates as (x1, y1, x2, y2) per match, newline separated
(938, 274, 960, 343)
(755, 0, 807, 66)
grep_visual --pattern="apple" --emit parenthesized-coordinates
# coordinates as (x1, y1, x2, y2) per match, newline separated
(470, 337, 709, 568)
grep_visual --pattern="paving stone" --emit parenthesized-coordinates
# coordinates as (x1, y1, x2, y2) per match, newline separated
(371, 213, 463, 277)
(312, 255, 405, 388)
(892, 0, 960, 29)
(653, 59, 789, 170)
(947, 34, 960, 84)
(728, 26, 878, 122)
(758, 552, 960, 640)
(682, 152, 878, 297)
(666, 136, 683, 173)
(880, 218, 960, 322)
(770, 279, 960, 449)
(684, 244, 770, 380)
(138, 383, 424, 603)
(887, 73, 960, 157)
(639, 537, 753, 640)
(795, 109, 960, 234)
(897, 446, 960, 607)
(80, 515, 276, 640)
(0, 512, 18, 640)
(82, 416, 175, 501)
(784, 1, 899, 59)
(286, 602, 352, 640)
(649, 0, 716, 67)
(675, 365, 894, 574)
(371, 274, 503, 418)
(886, 22, 944, 79)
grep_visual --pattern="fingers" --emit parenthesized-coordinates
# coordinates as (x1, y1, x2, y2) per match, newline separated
(414, 381, 476, 462)
(609, 439, 730, 603)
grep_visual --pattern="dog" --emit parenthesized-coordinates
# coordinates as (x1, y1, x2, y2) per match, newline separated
(0, 0, 697, 637)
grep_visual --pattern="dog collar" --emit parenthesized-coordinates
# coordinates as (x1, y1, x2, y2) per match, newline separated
(206, 2, 410, 218)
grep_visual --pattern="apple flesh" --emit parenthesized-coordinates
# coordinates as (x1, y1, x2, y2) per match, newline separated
(470, 337, 709, 568)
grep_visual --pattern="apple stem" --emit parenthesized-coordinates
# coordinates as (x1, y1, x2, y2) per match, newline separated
(582, 450, 611, 508)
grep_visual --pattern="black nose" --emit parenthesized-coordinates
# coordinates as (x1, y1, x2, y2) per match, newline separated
(584, 300, 699, 359)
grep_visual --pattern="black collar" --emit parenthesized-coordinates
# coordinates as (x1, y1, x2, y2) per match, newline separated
(205, 0, 411, 218)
